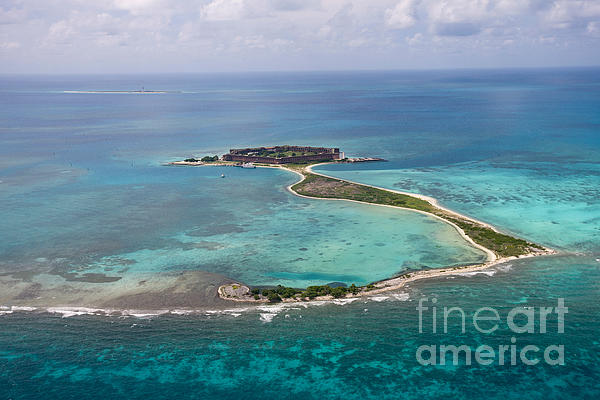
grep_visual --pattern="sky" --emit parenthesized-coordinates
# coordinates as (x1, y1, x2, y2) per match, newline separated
(1, 0, 600, 73)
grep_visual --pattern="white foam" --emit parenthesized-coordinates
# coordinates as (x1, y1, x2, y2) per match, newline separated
(256, 303, 302, 322)
(170, 308, 249, 317)
(169, 309, 194, 315)
(224, 308, 249, 313)
(259, 313, 276, 323)
(302, 300, 327, 307)
(495, 263, 513, 273)
(369, 296, 389, 302)
(129, 313, 159, 318)
(453, 270, 496, 277)
(332, 298, 358, 305)
(123, 309, 170, 318)
(391, 293, 410, 301)
(256, 304, 288, 313)
(11, 306, 36, 312)
(46, 307, 103, 318)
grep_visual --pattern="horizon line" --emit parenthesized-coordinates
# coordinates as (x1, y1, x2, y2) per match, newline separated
(1, 65, 599, 76)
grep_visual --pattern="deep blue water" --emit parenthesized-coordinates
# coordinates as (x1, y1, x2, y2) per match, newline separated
(1, 69, 600, 399)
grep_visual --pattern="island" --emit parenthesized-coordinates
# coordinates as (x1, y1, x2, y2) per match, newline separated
(169, 145, 555, 303)
(63, 89, 177, 94)
(169, 146, 383, 166)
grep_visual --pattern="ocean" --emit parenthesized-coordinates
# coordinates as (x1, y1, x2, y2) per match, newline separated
(1, 69, 599, 399)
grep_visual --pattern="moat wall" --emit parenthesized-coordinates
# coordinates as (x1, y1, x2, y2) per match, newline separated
(222, 145, 340, 164)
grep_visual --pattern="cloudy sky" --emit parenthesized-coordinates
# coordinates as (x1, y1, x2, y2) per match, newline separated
(1, 0, 599, 73)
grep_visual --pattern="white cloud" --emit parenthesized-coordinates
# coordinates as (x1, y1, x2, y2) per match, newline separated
(0, 41, 20, 49)
(47, 19, 76, 42)
(201, 0, 247, 21)
(0, 0, 599, 72)
(406, 32, 423, 45)
(544, 0, 600, 28)
(113, 0, 164, 15)
(386, 0, 419, 29)
(426, 0, 536, 36)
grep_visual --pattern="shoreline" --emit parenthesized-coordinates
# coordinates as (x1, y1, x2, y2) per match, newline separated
(218, 162, 556, 303)
(1, 160, 557, 313)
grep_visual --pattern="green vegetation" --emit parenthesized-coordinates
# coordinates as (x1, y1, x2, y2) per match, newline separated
(260, 285, 302, 301)
(442, 216, 543, 257)
(183, 155, 219, 162)
(304, 285, 342, 299)
(293, 173, 435, 212)
(292, 171, 544, 258)
(267, 292, 282, 303)
(255, 283, 358, 302)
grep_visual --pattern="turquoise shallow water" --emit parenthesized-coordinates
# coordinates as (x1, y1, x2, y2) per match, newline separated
(0, 156, 485, 297)
(315, 159, 600, 254)
(1, 69, 600, 399)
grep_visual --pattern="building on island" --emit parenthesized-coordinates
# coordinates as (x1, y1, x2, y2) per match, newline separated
(222, 145, 341, 164)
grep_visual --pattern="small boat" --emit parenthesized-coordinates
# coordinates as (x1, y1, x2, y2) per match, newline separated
(221, 173, 225, 178)
(241, 163, 256, 169)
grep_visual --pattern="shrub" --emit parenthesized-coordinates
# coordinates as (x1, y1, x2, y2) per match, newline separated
(267, 292, 282, 303)
(331, 286, 347, 298)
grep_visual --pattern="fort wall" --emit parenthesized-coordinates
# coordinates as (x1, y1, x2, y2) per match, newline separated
(222, 145, 341, 164)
